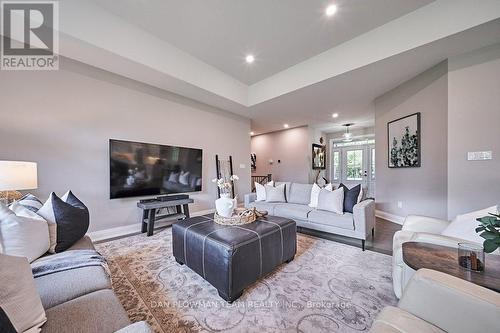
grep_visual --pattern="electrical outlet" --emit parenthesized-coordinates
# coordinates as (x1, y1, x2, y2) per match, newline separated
(397, 201, 403, 209)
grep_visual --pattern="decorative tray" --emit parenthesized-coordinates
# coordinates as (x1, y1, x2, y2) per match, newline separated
(214, 208, 268, 226)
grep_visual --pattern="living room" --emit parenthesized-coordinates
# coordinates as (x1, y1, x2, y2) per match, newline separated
(1, 1, 499, 333)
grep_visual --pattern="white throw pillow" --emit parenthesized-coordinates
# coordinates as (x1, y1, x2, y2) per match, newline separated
(0, 254, 47, 332)
(309, 183, 333, 208)
(265, 184, 286, 203)
(317, 187, 344, 214)
(168, 172, 180, 183)
(357, 187, 364, 203)
(255, 180, 274, 201)
(0, 202, 49, 263)
(179, 171, 190, 185)
(441, 205, 499, 245)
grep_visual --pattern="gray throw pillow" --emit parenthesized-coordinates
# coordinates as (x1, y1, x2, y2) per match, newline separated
(317, 187, 344, 214)
(265, 184, 286, 203)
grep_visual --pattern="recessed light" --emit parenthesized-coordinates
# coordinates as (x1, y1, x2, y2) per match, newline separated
(245, 55, 255, 64)
(250, 131, 255, 135)
(326, 4, 337, 17)
(332, 113, 339, 118)
(283, 124, 289, 129)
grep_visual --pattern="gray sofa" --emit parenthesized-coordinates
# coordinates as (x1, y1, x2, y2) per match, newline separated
(244, 182, 375, 250)
(32, 236, 152, 333)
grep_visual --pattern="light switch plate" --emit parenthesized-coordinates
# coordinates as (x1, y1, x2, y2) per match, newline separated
(467, 151, 492, 161)
(239, 164, 246, 169)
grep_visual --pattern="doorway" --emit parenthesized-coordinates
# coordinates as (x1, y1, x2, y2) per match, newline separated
(330, 138, 375, 198)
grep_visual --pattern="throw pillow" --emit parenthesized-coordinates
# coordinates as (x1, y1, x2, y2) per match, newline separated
(265, 184, 286, 203)
(339, 183, 361, 213)
(168, 172, 180, 183)
(0, 202, 50, 263)
(0, 307, 16, 333)
(0, 254, 47, 332)
(309, 183, 333, 208)
(37, 191, 90, 253)
(11, 193, 42, 213)
(255, 180, 274, 201)
(317, 187, 344, 214)
(441, 205, 499, 244)
(179, 171, 190, 185)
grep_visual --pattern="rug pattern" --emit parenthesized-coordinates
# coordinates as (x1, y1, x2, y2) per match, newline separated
(96, 227, 397, 332)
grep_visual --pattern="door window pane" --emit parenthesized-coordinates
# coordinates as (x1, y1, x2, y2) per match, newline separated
(346, 150, 363, 180)
(371, 148, 376, 180)
(333, 151, 340, 181)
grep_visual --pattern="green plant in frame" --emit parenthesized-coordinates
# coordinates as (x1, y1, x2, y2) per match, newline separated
(476, 212, 500, 253)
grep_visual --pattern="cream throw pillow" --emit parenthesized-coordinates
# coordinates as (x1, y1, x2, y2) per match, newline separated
(317, 187, 344, 214)
(265, 184, 286, 203)
(309, 183, 333, 208)
(255, 180, 274, 201)
(0, 254, 47, 332)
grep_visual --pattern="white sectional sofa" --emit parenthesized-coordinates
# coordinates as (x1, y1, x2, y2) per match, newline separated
(244, 182, 375, 250)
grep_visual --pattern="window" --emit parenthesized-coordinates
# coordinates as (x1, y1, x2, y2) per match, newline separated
(332, 151, 340, 181)
(371, 148, 376, 180)
(346, 150, 363, 180)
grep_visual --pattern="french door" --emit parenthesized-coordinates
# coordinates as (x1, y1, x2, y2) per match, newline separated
(331, 144, 375, 198)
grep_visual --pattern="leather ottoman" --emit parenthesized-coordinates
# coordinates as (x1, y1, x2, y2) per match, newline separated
(172, 214, 296, 302)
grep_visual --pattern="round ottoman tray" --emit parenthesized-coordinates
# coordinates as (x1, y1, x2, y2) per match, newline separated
(214, 208, 267, 225)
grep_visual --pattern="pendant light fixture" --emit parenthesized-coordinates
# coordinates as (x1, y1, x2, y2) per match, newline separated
(342, 123, 354, 142)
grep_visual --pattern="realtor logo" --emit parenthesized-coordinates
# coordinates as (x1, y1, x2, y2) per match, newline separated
(1, 1, 59, 70)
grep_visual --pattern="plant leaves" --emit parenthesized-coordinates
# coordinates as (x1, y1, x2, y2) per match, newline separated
(483, 239, 499, 253)
(480, 231, 498, 240)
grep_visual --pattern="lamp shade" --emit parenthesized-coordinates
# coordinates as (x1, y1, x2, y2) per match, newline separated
(0, 161, 38, 191)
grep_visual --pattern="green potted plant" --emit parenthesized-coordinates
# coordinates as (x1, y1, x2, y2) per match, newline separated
(476, 212, 500, 253)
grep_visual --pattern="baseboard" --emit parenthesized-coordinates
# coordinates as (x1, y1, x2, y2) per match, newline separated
(88, 208, 215, 242)
(375, 210, 405, 225)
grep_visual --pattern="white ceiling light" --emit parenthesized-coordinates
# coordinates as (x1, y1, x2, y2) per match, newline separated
(332, 113, 339, 118)
(326, 4, 337, 17)
(250, 131, 255, 135)
(245, 54, 255, 64)
(283, 124, 289, 129)
(342, 123, 353, 142)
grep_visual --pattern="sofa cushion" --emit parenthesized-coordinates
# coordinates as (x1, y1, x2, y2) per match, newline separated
(307, 210, 354, 230)
(317, 187, 344, 214)
(41, 289, 130, 333)
(274, 203, 312, 220)
(370, 306, 445, 333)
(288, 183, 313, 205)
(34, 265, 111, 309)
(247, 201, 280, 215)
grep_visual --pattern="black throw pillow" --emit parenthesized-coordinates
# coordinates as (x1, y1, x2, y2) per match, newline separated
(37, 191, 90, 253)
(0, 307, 17, 333)
(339, 183, 361, 214)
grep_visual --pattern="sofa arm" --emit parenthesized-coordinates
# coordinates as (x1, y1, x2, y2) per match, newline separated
(353, 199, 375, 238)
(115, 321, 154, 333)
(402, 215, 450, 234)
(244, 193, 257, 208)
(399, 269, 500, 333)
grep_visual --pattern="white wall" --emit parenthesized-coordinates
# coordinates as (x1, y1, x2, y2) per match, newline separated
(0, 58, 251, 232)
(375, 62, 448, 219)
(448, 44, 500, 218)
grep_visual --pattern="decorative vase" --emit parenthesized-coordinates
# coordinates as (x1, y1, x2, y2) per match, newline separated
(215, 193, 236, 218)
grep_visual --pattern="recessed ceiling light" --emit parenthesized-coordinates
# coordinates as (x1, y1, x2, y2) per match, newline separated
(326, 4, 337, 17)
(250, 131, 255, 135)
(283, 124, 289, 129)
(245, 54, 255, 64)
(332, 113, 339, 118)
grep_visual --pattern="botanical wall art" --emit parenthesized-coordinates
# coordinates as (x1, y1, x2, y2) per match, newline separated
(388, 112, 421, 168)
(312, 144, 326, 170)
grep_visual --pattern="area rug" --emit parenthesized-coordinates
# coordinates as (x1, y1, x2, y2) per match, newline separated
(96, 225, 397, 332)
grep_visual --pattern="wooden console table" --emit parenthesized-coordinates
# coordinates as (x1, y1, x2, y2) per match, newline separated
(402, 242, 500, 292)
(137, 198, 194, 236)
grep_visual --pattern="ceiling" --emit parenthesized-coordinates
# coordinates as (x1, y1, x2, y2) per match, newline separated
(92, 0, 434, 85)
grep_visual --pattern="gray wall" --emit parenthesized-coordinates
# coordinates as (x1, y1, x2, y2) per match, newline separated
(375, 62, 448, 219)
(251, 126, 310, 183)
(0, 58, 251, 232)
(447, 44, 500, 218)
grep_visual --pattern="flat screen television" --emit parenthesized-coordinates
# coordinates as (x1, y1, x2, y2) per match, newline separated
(109, 139, 203, 199)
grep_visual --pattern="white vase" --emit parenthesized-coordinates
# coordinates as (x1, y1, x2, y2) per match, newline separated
(215, 193, 236, 218)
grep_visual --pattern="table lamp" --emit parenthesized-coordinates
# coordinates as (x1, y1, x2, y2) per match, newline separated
(0, 161, 38, 204)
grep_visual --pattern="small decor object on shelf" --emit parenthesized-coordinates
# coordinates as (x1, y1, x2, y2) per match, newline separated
(476, 212, 500, 253)
(458, 243, 485, 271)
(213, 175, 239, 217)
(388, 113, 421, 168)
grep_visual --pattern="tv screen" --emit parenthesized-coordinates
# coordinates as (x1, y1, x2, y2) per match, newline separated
(109, 139, 203, 199)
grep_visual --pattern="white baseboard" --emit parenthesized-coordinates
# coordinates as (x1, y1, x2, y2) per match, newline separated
(376, 210, 405, 225)
(88, 208, 215, 242)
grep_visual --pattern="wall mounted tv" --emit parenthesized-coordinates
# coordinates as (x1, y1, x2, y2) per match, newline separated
(109, 139, 203, 199)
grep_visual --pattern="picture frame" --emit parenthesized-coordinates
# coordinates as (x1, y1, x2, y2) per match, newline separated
(387, 112, 421, 168)
(312, 143, 326, 170)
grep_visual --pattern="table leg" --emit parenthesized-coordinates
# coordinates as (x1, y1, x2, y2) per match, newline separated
(183, 204, 190, 219)
(141, 210, 148, 233)
(147, 209, 156, 236)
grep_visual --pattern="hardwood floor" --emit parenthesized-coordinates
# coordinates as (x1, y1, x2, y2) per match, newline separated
(297, 217, 402, 255)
